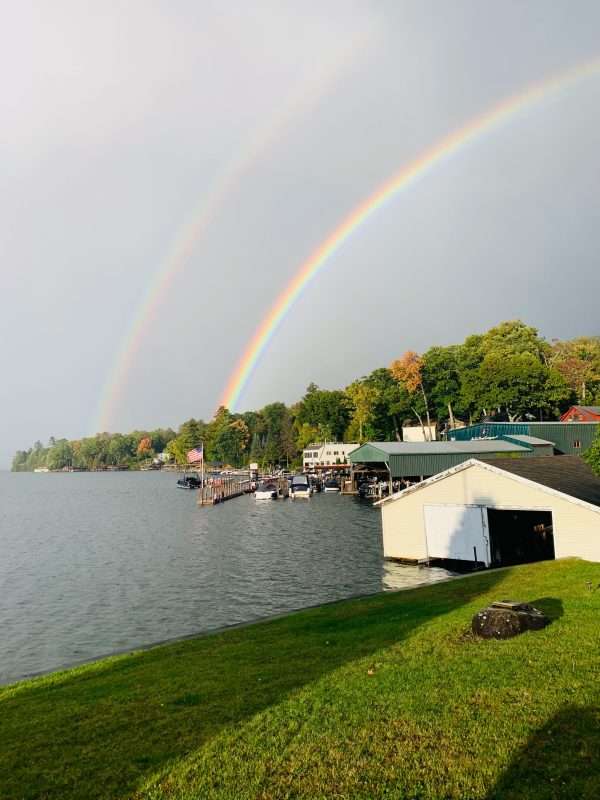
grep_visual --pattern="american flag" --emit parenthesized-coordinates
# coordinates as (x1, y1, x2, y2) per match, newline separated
(187, 445, 203, 464)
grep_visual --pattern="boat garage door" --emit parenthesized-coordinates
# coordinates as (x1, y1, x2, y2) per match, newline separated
(424, 504, 490, 567)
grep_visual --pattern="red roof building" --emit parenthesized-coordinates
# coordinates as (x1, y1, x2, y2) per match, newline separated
(560, 405, 600, 422)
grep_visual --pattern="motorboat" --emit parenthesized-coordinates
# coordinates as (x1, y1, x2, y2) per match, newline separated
(255, 481, 278, 500)
(177, 475, 202, 490)
(323, 478, 340, 493)
(290, 475, 313, 498)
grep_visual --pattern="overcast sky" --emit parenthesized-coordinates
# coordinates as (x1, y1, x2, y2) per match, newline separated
(2, 1, 600, 466)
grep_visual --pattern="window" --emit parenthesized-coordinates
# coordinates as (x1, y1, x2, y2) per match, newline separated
(573, 440, 581, 449)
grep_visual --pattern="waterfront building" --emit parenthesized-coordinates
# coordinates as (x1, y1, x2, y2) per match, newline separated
(302, 442, 359, 471)
(560, 405, 600, 423)
(348, 437, 552, 486)
(447, 420, 599, 456)
(376, 456, 600, 567)
(402, 424, 438, 442)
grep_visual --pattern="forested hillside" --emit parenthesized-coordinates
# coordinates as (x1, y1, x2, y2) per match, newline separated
(12, 321, 600, 471)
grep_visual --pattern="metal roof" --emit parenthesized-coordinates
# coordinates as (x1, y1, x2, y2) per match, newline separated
(351, 440, 530, 458)
(376, 456, 600, 512)
(503, 434, 554, 446)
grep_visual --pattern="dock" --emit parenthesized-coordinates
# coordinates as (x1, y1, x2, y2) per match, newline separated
(197, 476, 253, 506)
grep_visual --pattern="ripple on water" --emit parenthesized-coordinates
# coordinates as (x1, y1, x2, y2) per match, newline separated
(0, 472, 454, 683)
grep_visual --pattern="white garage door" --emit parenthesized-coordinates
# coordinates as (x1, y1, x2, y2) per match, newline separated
(424, 504, 490, 565)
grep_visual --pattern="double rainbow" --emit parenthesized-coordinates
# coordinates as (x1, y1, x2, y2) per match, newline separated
(220, 56, 600, 411)
(92, 31, 373, 433)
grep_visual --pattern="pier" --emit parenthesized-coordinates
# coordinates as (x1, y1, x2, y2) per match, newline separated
(198, 476, 252, 506)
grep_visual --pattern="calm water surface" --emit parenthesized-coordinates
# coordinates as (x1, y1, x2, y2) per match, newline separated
(0, 472, 453, 684)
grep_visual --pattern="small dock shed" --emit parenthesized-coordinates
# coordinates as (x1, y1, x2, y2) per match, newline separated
(376, 456, 600, 568)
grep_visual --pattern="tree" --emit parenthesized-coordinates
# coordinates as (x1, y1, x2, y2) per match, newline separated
(457, 321, 565, 422)
(481, 320, 550, 361)
(47, 439, 73, 470)
(476, 351, 570, 421)
(259, 402, 293, 466)
(422, 345, 464, 427)
(212, 419, 249, 466)
(295, 422, 320, 450)
(352, 368, 411, 441)
(168, 418, 206, 464)
(108, 434, 132, 466)
(345, 380, 378, 442)
(583, 428, 600, 477)
(550, 337, 600, 403)
(136, 437, 153, 457)
(390, 351, 433, 438)
(296, 384, 350, 441)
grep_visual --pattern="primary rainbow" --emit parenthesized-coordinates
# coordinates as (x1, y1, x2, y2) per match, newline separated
(220, 56, 600, 411)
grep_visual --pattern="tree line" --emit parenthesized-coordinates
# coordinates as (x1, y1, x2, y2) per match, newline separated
(12, 320, 600, 472)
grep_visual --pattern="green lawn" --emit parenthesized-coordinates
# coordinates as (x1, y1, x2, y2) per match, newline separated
(1, 559, 599, 800)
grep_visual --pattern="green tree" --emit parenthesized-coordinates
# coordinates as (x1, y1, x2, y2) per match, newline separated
(422, 345, 464, 426)
(168, 418, 206, 464)
(476, 351, 569, 421)
(212, 419, 250, 466)
(47, 440, 73, 471)
(345, 380, 378, 442)
(296, 384, 350, 441)
(583, 428, 600, 477)
(295, 422, 321, 451)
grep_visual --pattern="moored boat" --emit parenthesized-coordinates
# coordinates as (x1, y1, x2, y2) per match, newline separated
(290, 475, 313, 498)
(323, 478, 340, 493)
(255, 481, 278, 500)
(177, 475, 202, 490)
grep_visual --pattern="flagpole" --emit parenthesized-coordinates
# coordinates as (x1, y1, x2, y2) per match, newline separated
(201, 441, 204, 490)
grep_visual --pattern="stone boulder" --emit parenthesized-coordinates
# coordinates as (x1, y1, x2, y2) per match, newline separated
(472, 601, 550, 639)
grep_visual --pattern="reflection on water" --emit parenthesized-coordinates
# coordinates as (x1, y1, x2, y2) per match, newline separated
(0, 472, 454, 684)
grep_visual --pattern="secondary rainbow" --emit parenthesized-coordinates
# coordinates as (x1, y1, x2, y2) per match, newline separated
(220, 56, 600, 411)
(92, 31, 374, 434)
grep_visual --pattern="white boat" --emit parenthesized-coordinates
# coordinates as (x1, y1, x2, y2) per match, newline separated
(290, 475, 313, 498)
(34, 467, 50, 473)
(255, 481, 278, 500)
(323, 479, 340, 493)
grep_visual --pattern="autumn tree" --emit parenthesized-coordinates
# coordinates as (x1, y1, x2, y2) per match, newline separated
(136, 437, 153, 457)
(390, 351, 433, 438)
(550, 337, 600, 403)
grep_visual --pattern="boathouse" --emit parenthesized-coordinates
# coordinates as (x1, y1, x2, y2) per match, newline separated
(348, 438, 552, 485)
(448, 420, 599, 456)
(376, 456, 600, 568)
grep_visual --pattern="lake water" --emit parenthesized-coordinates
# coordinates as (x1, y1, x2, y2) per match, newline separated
(0, 471, 453, 684)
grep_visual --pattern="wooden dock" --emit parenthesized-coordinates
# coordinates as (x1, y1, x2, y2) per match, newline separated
(197, 477, 252, 506)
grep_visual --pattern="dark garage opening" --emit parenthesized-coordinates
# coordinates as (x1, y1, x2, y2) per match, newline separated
(487, 509, 555, 567)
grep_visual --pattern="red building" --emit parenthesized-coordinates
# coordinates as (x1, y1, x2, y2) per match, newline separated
(560, 405, 600, 422)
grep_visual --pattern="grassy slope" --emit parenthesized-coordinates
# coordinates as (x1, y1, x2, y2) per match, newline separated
(1, 560, 599, 800)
